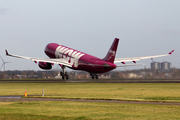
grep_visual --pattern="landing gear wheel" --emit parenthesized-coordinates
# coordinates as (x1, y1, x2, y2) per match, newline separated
(90, 73, 98, 79)
(96, 75, 98, 79)
(61, 74, 69, 79)
(60, 72, 63, 76)
(66, 75, 69, 79)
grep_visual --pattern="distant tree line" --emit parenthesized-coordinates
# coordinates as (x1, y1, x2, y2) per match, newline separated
(0, 68, 180, 79)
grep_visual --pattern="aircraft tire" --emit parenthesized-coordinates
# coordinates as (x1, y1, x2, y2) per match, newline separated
(66, 75, 69, 79)
(60, 72, 63, 76)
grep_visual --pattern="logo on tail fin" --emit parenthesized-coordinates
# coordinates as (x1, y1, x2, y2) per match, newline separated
(109, 50, 116, 56)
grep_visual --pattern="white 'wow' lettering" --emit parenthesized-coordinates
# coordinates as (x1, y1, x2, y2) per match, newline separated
(55, 45, 85, 67)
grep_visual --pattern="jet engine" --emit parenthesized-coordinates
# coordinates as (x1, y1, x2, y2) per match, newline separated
(38, 62, 52, 70)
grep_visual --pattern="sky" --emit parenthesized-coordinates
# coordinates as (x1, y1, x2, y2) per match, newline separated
(0, 0, 180, 71)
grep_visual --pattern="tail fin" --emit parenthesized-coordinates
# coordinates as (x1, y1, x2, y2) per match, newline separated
(103, 38, 119, 63)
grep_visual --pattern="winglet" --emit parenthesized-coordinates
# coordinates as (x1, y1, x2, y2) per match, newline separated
(168, 50, 174, 55)
(5, 50, 9, 56)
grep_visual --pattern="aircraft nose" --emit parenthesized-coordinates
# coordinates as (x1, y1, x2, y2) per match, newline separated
(44, 43, 59, 58)
(45, 43, 59, 51)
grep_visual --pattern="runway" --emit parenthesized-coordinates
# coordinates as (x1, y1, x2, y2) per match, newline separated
(1, 79, 180, 83)
(0, 96, 180, 106)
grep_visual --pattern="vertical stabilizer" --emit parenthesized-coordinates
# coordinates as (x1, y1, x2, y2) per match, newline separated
(103, 38, 119, 63)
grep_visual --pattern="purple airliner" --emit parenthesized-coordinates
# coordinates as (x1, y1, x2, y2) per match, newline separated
(6, 38, 174, 79)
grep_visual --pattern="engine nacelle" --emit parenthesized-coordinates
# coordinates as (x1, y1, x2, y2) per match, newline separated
(38, 62, 52, 70)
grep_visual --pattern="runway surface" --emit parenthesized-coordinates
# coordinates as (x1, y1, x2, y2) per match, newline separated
(1, 79, 180, 83)
(0, 96, 180, 106)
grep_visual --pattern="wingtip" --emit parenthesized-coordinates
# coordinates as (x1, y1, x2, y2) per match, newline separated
(168, 50, 174, 55)
(5, 50, 9, 55)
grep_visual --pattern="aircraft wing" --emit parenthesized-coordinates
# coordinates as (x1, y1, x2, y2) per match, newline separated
(5, 50, 72, 67)
(114, 50, 174, 63)
(116, 63, 144, 67)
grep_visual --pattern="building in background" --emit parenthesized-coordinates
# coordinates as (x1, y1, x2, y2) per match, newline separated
(151, 61, 171, 72)
(151, 62, 161, 71)
(161, 61, 171, 72)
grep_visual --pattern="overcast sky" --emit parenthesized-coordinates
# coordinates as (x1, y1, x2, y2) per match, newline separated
(0, 0, 180, 71)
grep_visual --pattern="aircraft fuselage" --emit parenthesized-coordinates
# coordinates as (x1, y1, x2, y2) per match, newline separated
(45, 43, 117, 73)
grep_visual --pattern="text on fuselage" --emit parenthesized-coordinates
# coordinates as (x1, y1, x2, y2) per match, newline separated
(55, 45, 85, 67)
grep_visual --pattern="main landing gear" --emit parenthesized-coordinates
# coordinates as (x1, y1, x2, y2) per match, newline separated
(60, 65, 69, 79)
(90, 73, 99, 79)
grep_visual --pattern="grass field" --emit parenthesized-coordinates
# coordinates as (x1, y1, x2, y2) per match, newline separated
(0, 101, 180, 120)
(0, 83, 180, 119)
(1, 83, 180, 102)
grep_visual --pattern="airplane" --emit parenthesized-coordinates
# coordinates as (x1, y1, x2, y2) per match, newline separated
(5, 38, 174, 79)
